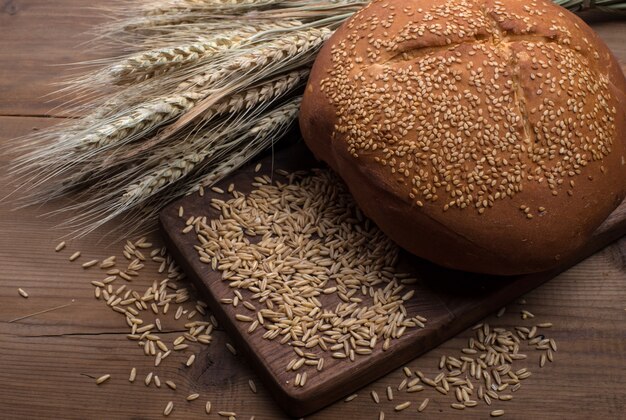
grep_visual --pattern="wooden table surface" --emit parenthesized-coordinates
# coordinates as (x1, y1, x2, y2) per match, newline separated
(0, 2, 625, 419)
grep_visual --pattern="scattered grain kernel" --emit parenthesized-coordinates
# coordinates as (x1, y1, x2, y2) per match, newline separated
(394, 401, 411, 411)
(344, 394, 358, 402)
(418, 398, 429, 412)
(226, 343, 237, 355)
(186, 354, 196, 367)
(164, 401, 174, 416)
(82, 259, 99, 268)
(96, 374, 111, 385)
(371, 390, 380, 403)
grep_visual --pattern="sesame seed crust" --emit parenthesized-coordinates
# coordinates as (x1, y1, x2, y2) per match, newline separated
(300, 0, 626, 275)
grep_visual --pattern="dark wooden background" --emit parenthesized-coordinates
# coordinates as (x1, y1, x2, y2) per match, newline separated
(0, 1, 625, 419)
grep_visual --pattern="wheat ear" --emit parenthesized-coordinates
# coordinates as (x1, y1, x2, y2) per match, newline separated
(67, 28, 325, 153)
(203, 69, 310, 118)
(107, 36, 245, 85)
(8, 31, 315, 192)
(66, 28, 325, 154)
(100, 21, 305, 85)
(186, 97, 302, 193)
(121, 68, 309, 161)
(50, 97, 301, 236)
(158, 27, 330, 139)
(118, 0, 286, 33)
(123, 97, 300, 202)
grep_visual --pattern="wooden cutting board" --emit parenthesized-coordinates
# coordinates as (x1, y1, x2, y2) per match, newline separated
(160, 141, 626, 418)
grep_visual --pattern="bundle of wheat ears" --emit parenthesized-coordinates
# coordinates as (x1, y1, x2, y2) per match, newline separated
(9, 0, 625, 236)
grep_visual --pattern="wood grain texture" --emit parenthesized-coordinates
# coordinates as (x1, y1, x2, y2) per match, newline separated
(159, 143, 626, 417)
(0, 0, 109, 117)
(0, 2, 625, 419)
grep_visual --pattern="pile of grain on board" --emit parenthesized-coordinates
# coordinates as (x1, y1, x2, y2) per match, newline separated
(55, 237, 246, 418)
(182, 165, 558, 416)
(182, 168, 427, 385)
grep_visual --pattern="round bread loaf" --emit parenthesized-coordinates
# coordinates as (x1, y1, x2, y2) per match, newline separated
(300, 0, 626, 275)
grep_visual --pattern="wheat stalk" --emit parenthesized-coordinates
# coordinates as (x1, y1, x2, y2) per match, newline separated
(108, 36, 245, 85)
(50, 98, 300, 237)
(124, 97, 300, 204)
(45, 26, 324, 166)
(96, 21, 306, 85)
(120, 69, 309, 161)
(74, 28, 325, 153)
(206, 69, 309, 117)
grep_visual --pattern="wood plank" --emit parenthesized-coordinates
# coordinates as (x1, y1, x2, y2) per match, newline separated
(0, 0, 109, 117)
(0, 331, 287, 419)
(159, 143, 626, 417)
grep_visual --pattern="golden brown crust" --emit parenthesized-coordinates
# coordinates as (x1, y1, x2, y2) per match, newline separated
(300, 0, 626, 275)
